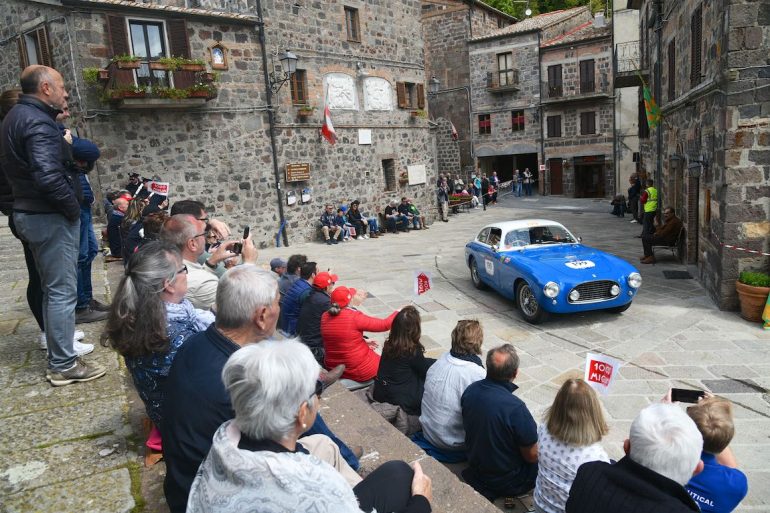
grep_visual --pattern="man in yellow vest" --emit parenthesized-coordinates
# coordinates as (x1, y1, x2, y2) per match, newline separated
(639, 178, 658, 237)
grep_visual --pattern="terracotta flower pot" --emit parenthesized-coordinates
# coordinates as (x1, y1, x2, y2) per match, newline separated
(179, 64, 205, 72)
(115, 60, 140, 70)
(149, 62, 170, 70)
(735, 280, 770, 322)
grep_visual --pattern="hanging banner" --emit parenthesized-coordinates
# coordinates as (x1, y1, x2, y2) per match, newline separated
(584, 352, 622, 395)
(147, 181, 170, 196)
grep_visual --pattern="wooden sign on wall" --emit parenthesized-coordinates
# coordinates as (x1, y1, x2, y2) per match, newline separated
(286, 163, 311, 182)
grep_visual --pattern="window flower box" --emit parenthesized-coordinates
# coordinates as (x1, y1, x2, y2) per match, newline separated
(112, 55, 141, 69)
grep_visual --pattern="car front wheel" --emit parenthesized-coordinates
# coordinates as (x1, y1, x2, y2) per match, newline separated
(516, 281, 545, 324)
(470, 257, 486, 290)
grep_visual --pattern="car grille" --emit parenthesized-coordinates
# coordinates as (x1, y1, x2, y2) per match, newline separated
(569, 280, 618, 304)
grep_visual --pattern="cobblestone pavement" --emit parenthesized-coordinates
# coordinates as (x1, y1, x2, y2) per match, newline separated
(1, 192, 768, 511)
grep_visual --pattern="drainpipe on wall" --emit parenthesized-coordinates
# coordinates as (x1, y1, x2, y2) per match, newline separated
(255, 0, 289, 247)
(611, 0, 618, 196)
(538, 31, 546, 195)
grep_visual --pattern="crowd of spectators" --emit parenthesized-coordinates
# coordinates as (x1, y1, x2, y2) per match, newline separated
(1, 65, 748, 513)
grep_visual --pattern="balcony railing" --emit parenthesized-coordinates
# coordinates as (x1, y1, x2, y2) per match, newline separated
(615, 41, 642, 74)
(548, 84, 563, 98)
(486, 70, 520, 92)
(540, 76, 610, 104)
(580, 80, 595, 94)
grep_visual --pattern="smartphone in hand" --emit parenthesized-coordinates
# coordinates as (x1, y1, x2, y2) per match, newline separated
(671, 388, 704, 403)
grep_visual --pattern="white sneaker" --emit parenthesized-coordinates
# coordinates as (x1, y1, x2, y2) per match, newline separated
(630, 219, 638, 223)
(357, 236, 363, 240)
(74, 340, 95, 356)
(39, 330, 87, 350)
(363, 234, 369, 239)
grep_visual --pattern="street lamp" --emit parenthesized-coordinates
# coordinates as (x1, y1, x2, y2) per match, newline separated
(429, 76, 440, 95)
(268, 50, 298, 93)
(512, 0, 532, 16)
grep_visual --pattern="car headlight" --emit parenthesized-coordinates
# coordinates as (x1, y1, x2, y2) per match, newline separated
(569, 289, 580, 302)
(610, 284, 620, 296)
(627, 272, 642, 289)
(543, 281, 560, 298)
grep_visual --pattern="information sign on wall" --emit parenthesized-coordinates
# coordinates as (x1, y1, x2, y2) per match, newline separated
(286, 163, 311, 182)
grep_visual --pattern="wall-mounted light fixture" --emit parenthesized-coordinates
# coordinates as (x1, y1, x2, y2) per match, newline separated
(268, 50, 298, 93)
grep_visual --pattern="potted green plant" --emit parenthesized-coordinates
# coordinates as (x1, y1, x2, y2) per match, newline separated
(150, 57, 177, 71)
(104, 85, 147, 101)
(202, 71, 219, 83)
(736, 271, 770, 322)
(297, 104, 315, 117)
(187, 84, 217, 99)
(82, 67, 109, 84)
(155, 87, 190, 100)
(179, 58, 206, 72)
(111, 55, 141, 69)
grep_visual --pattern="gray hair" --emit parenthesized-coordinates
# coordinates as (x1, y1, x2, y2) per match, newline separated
(160, 214, 199, 251)
(629, 403, 703, 485)
(103, 241, 181, 357)
(223, 339, 320, 441)
(486, 344, 520, 381)
(215, 265, 278, 330)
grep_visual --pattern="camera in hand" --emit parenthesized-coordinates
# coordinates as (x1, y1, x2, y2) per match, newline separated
(232, 242, 242, 255)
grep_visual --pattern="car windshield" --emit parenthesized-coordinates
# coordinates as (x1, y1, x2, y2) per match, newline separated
(503, 225, 576, 248)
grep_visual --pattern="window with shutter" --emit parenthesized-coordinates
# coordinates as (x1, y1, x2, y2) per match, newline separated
(511, 110, 525, 131)
(396, 82, 407, 108)
(668, 39, 676, 101)
(690, 5, 702, 87)
(17, 26, 54, 69)
(344, 6, 360, 42)
(548, 65, 562, 97)
(579, 60, 594, 93)
(580, 112, 596, 135)
(128, 20, 171, 88)
(106, 15, 135, 87)
(497, 52, 514, 87)
(416, 83, 425, 109)
(291, 70, 308, 104)
(547, 115, 561, 138)
(478, 114, 491, 135)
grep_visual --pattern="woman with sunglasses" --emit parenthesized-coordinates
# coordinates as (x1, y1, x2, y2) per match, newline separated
(188, 339, 433, 513)
(102, 241, 214, 451)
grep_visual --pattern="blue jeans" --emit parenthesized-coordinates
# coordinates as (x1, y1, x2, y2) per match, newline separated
(77, 207, 98, 309)
(516, 182, 523, 196)
(525, 182, 532, 196)
(366, 217, 379, 234)
(14, 212, 79, 371)
(305, 413, 360, 470)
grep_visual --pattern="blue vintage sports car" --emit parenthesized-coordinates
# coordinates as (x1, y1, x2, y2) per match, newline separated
(465, 219, 642, 323)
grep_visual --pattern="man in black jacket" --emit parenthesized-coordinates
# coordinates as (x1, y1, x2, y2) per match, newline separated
(0, 65, 105, 386)
(566, 402, 703, 513)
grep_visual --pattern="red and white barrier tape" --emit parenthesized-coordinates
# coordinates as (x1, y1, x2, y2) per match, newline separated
(721, 243, 770, 257)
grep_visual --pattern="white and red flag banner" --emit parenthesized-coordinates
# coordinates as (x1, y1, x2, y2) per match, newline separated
(584, 352, 623, 395)
(414, 271, 432, 296)
(320, 104, 337, 145)
(147, 181, 170, 196)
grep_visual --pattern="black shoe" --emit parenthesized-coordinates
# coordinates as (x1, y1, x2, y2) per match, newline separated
(332, 239, 339, 244)
(90, 298, 110, 312)
(326, 239, 333, 245)
(75, 307, 108, 324)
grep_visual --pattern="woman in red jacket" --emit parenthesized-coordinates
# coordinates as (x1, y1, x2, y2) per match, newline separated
(321, 286, 398, 382)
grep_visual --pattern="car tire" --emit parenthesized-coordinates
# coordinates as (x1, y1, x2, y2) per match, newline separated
(470, 257, 486, 290)
(608, 302, 632, 314)
(516, 281, 545, 324)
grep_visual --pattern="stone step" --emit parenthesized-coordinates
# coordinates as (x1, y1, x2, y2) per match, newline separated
(320, 383, 533, 513)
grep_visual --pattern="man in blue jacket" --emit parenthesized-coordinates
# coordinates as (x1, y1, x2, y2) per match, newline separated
(0, 65, 105, 386)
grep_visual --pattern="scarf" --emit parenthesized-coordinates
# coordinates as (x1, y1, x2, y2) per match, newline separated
(165, 298, 215, 332)
(450, 350, 484, 368)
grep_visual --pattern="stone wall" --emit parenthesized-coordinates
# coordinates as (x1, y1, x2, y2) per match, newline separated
(637, 0, 770, 310)
(468, 32, 541, 160)
(434, 117, 462, 177)
(0, 0, 438, 248)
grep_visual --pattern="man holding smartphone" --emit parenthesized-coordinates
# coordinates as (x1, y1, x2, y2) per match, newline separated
(160, 214, 257, 310)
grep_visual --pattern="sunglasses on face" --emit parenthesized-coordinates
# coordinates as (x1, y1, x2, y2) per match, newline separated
(310, 379, 324, 401)
(177, 265, 188, 275)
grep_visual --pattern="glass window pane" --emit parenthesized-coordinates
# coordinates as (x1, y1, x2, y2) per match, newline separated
(147, 25, 163, 58)
(25, 34, 39, 65)
(130, 24, 147, 57)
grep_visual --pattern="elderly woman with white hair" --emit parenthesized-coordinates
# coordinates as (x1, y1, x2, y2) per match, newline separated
(187, 339, 433, 513)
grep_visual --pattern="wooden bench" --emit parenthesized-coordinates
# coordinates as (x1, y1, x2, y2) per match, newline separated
(652, 226, 685, 261)
(448, 195, 472, 213)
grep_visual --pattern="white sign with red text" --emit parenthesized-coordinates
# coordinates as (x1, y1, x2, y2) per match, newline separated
(584, 352, 622, 395)
(414, 270, 432, 296)
(148, 181, 170, 196)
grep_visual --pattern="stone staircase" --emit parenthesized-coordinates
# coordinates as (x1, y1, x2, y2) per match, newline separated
(320, 383, 534, 513)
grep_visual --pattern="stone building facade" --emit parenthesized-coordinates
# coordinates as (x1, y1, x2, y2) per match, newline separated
(0, 0, 438, 247)
(630, 0, 770, 309)
(421, 0, 514, 174)
(467, 5, 615, 193)
(540, 16, 614, 197)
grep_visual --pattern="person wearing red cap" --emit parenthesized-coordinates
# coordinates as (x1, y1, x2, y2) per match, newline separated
(321, 286, 398, 382)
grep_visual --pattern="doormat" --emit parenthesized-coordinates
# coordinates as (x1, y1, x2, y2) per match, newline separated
(663, 270, 693, 279)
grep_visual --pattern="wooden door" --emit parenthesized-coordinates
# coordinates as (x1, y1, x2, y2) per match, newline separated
(549, 159, 563, 195)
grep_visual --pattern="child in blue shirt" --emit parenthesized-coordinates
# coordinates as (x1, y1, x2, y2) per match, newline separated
(685, 396, 748, 513)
